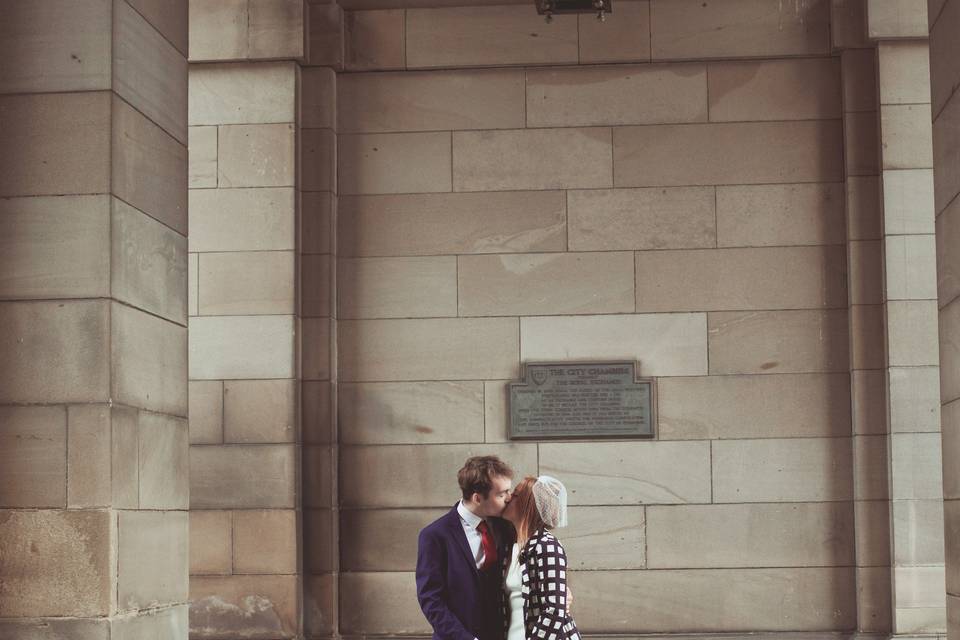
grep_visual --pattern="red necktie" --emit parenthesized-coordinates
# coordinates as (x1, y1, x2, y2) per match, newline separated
(477, 520, 497, 570)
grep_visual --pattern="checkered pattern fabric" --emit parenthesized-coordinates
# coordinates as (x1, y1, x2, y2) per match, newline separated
(503, 528, 581, 640)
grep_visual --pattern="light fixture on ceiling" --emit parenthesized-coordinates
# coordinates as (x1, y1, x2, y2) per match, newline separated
(535, 0, 612, 23)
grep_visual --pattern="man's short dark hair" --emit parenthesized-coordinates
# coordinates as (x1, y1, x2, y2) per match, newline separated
(458, 455, 514, 500)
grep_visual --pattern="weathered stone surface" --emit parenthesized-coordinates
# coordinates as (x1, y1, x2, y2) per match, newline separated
(111, 405, 139, 509)
(526, 64, 707, 127)
(232, 510, 297, 574)
(127, 0, 188, 55)
(301, 128, 336, 192)
(567, 187, 715, 251)
(708, 309, 849, 374)
(650, 0, 831, 60)
(570, 568, 855, 631)
(708, 58, 841, 122)
(189, 187, 295, 252)
(338, 191, 565, 257)
(520, 314, 707, 377)
(539, 441, 712, 504)
(340, 509, 442, 571)
(301, 67, 336, 129)
(189, 0, 247, 61)
(658, 373, 851, 440)
(0, 195, 110, 300)
(562, 506, 646, 570)
(223, 379, 296, 443)
(118, 511, 189, 611)
(892, 499, 946, 565)
(453, 128, 612, 191)
(338, 69, 524, 133)
(715, 183, 846, 248)
(112, 96, 188, 235)
(881, 104, 934, 170)
(0, 92, 110, 197)
(578, 1, 651, 63)
(614, 121, 843, 187)
(339, 381, 484, 445)
(191, 444, 296, 508)
(138, 412, 189, 509)
(189, 62, 295, 126)
(646, 502, 854, 568)
(846, 111, 881, 177)
(67, 404, 111, 508)
(304, 509, 334, 573)
(338, 318, 519, 381)
(189, 510, 231, 575)
(0, 510, 112, 617)
(248, 0, 304, 59)
(878, 41, 932, 106)
(190, 575, 297, 639)
(114, 0, 187, 143)
(340, 572, 430, 634)
(111, 302, 187, 416)
(218, 124, 295, 188)
(189, 380, 223, 445)
(405, 6, 577, 68)
(111, 198, 188, 324)
(198, 251, 295, 316)
(634, 246, 847, 312)
(0, 617, 109, 640)
(338, 256, 457, 319)
(0, 406, 66, 508)
(0, 0, 111, 94)
(189, 315, 294, 380)
(0, 300, 109, 404)
(713, 438, 854, 502)
(188, 126, 217, 189)
(303, 381, 333, 445)
(339, 132, 451, 195)
(303, 573, 337, 636)
(459, 252, 635, 316)
(344, 9, 405, 71)
(111, 605, 189, 640)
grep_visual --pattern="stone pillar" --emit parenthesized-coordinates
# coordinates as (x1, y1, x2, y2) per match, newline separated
(867, 0, 948, 634)
(929, 0, 960, 635)
(835, 1, 893, 632)
(185, 1, 339, 638)
(301, 6, 340, 632)
(0, 0, 189, 637)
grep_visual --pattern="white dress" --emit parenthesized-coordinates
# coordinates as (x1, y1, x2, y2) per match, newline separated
(505, 543, 526, 640)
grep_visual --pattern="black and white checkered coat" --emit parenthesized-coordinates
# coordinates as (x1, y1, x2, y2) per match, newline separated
(502, 528, 581, 640)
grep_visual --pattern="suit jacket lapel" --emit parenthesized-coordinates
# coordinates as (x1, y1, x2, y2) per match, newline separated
(446, 505, 480, 582)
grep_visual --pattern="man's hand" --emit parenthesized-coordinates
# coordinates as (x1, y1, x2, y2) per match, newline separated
(566, 586, 574, 617)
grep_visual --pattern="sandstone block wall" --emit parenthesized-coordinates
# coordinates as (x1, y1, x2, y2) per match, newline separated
(0, 0, 189, 636)
(329, 0, 873, 634)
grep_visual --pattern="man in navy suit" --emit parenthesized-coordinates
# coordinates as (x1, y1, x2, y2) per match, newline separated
(416, 456, 515, 640)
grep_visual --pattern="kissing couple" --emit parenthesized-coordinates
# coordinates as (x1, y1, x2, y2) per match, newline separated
(416, 455, 580, 640)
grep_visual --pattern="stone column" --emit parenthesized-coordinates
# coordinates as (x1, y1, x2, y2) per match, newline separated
(867, 0, 948, 634)
(185, 1, 339, 638)
(301, 4, 340, 632)
(0, 0, 189, 637)
(835, 1, 893, 632)
(929, 0, 960, 635)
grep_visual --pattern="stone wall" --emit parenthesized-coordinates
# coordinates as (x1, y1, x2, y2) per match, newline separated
(328, 0, 873, 634)
(0, 0, 189, 636)
(930, 0, 960, 635)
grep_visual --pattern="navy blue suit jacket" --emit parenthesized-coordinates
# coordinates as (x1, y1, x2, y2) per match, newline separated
(416, 505, 512, 640)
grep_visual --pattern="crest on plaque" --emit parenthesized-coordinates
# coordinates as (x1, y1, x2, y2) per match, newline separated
(508, 361, 656, 440)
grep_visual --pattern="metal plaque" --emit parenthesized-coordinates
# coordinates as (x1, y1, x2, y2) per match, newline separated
(509, 361, 655, 440)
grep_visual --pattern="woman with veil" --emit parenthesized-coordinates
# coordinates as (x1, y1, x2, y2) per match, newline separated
(500, 475, 581, 640)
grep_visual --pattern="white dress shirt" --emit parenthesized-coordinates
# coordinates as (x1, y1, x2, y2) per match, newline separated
(457, 500, 487, 569)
